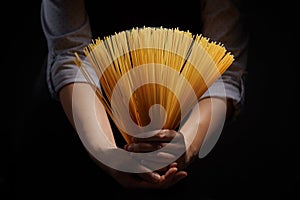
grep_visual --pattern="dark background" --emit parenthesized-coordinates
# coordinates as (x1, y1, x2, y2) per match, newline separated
(3, 0, 297, 199)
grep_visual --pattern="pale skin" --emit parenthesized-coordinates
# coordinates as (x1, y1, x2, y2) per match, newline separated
(59, 82, 233, 189)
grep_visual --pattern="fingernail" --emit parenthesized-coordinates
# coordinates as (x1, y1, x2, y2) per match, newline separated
(152, 173, 161, 181)
(127, 145, 133, 151)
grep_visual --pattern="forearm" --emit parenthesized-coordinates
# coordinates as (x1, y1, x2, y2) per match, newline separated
(59, 82, 117, 151)
(59, 83, 167, 183)
(179, 97, 231, 161)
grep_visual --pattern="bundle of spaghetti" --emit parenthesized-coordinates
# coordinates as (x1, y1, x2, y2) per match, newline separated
(74, 26, 234, 143)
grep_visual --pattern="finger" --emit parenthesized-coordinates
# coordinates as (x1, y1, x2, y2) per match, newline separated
(128, 145, 185, 172)
(132, 152, 178, 171)
(127, 141, 185, 154)
(132, 129, 177, 143)
(158, 167, 178, 188)
(163, 166, 178, 179)
(161, 171, 187, 189)
(154, 151, 178, 162)
(136, 171, 162, 184)
(172, 171, 188, 182)
(159, 167, 188, 189)
(154, 166, 169, 174)
(158, 142, 186, 154)
(169, 162, 178, 168)
(165, 163, 187, 181)
(146, 162, 177, 175)
(135, 167, 187, 189)
(125, 142, 163, 152)
(140, 159, 171, 172)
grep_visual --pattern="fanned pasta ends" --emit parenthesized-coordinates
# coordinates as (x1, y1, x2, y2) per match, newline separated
(74, 26, 234, 143)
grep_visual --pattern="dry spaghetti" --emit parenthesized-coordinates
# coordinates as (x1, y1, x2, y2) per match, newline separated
(74, 26, 234, 143)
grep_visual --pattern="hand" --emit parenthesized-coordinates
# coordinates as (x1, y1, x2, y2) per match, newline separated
(125, 129, 194, 173)
(89, 147, 186, 189)
(108, 162, 187, 190)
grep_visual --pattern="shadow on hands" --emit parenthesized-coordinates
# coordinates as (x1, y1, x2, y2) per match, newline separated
(89, 147, 186, 189)
(124, 129, 188, 177)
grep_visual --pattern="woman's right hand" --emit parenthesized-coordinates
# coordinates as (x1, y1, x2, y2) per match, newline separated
(90, 148, 187, 189)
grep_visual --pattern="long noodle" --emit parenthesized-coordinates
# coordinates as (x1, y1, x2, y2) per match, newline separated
(74, 26, 234, 143)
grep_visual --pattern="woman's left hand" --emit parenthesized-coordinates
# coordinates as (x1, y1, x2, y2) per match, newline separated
(125, 129, 193, 173)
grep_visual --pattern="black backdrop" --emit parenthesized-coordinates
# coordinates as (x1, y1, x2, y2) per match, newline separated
(4, 0, 297, 199)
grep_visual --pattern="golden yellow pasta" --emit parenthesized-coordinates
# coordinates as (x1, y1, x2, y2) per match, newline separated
(74, 26, 234, 144)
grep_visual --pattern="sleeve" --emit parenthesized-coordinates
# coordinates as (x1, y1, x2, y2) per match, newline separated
(200, 0, 249, 119)
(40, 0, 93, 101)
